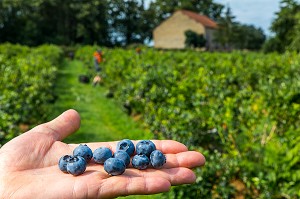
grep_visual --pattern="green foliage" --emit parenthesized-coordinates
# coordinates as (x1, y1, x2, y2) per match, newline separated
(0, 44, 63, 146)
(215, 7, 266, 50)
(185, 30, 206, 48)
(264, 0, 300, 53)
(214, 6, 236, 49)
(107, 0, 148, 46)
(287, 12, 300, 51)
(0, 0, 109, 46)
(231, 24, 266, 50)
(76, 46, 300, 198)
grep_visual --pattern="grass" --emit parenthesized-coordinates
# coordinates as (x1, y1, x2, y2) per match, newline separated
(48, 59, 153, 143)
(48, 59, 164, 199)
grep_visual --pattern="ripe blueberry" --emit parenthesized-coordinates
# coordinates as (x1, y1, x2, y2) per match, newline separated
(150, 150, 166, 169)
(113, 150, 130, 167)
(93, 147, 113, 164)
(66, 156, 87, 176)
(135, 140, 156, 157)
(131, 154, 150, 170)
(73, 144, 93, 162)
(104, 158, 126, 176)
(116, 139, 135, 156)
(58, 155, 72, 173)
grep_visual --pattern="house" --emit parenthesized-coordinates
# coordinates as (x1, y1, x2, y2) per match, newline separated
(153, 10, 218, 50)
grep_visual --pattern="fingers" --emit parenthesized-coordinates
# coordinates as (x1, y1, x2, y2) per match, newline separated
(153, 140, 189, 154)
(68, 140, 205, 169)
(69, 140, 189, 154)
(32, 109, 81, 141)
(85, 150, 204, 171)
(163, 151, 205, 169)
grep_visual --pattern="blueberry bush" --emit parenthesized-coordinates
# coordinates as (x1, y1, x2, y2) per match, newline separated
(0, 43, 63, 146)
(76, 46, 300, 198)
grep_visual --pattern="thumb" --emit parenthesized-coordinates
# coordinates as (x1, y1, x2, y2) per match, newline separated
(32, 109, 81, 141)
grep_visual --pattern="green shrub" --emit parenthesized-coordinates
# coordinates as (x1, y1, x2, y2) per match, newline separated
(75, 46, 300, 198)
(0, 44, 63, 146)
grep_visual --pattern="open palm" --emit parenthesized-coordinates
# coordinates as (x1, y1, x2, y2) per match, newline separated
(0, 109, 205, 199)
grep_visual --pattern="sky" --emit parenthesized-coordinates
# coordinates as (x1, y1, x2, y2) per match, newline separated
(214, 0, 281, 36)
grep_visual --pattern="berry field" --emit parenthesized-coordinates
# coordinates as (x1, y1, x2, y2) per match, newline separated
(47, 58, 152, 143)
(1, 44, 299, 198)
(0, 43, 62, 142)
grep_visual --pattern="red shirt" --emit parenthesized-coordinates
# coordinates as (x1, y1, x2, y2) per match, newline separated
(93, 51, 102, 63)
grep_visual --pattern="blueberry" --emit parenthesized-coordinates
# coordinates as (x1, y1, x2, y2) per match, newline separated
(131, 154, 150, 170)
(135, 140, 156, 157)
(93, 147, 113, 164)
(113, 150, 130, 167)
(116, 139, 135, 156)
(73, 144, 93, 162)
(66, 156, 87, 176)
(150, 150, 166, 169)
(58, 155, 72, 173)
(104, 158, 126, 176)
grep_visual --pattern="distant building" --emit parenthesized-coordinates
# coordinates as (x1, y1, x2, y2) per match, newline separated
(153, 10, 218, 50)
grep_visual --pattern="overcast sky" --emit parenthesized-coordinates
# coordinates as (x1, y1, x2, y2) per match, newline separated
(214, 0, 281, 36)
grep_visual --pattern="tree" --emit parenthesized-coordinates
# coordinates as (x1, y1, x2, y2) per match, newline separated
(264, 0, 300, 53)
(185, 30, 206, 48)
(0, 0, 42, 45)
(180, 0, 224, 21)
(147, 0, 223, 22)
(214, 6, 266, 51)
(232, 24, 266, 50)
(71, 0, 110, 45)
(0, 0, 110, 46)
(286, 12, 300, 51)
(107, 0, 147, 46)
(214, 6, 236, 50)
(34, 0, 110, 45)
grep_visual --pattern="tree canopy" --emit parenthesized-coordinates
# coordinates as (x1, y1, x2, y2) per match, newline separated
(214, 7, 266, 50)
(0, 0, 266, 50)
(264, 0, 300, 52)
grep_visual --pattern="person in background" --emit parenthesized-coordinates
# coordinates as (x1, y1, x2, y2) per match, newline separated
(93, 49, 103, 72)
(92, 49, 104, 87)
(92, 73, 102, 87)
(135, 47, 142, 55)
(68, 51, 74, 60)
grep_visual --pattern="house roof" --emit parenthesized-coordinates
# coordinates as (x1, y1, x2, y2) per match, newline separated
(180, 10, 217, 29)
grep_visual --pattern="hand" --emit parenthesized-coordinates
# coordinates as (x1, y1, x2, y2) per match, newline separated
(0, 109, 205, 199)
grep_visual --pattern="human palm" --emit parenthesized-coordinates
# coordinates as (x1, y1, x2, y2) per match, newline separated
(0, 110, 205, 199)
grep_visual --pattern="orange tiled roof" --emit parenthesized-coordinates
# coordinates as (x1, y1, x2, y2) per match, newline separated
(180, 10, 217, 29)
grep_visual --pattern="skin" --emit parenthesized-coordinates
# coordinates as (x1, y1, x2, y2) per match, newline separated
(0, 109, 205, 199)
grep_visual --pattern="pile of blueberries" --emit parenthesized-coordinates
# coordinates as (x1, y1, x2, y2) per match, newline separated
(58, 139, 166, 176)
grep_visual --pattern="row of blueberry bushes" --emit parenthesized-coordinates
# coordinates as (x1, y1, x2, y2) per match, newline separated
(0, 43, 63, 146)
(75, 45, 300, 198)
